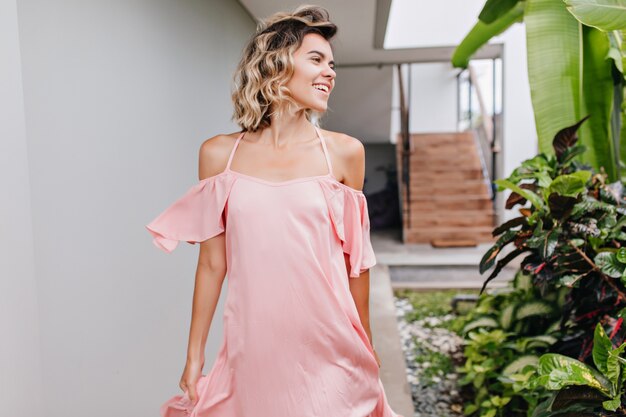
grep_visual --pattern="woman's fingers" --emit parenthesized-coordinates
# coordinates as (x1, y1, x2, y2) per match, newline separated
(187, 383, 198, 403)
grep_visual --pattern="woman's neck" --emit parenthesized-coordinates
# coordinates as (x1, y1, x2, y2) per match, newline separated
(255, 109, 316, 149)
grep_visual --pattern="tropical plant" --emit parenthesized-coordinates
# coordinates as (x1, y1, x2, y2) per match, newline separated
(479, 116, 626, 364)
(457, 271, 561, 416)
(529, 323, 626, 415)
(452, 0, 626, 182)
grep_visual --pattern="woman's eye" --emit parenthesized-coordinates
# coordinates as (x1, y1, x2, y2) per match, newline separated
(312, 57, 321, 62)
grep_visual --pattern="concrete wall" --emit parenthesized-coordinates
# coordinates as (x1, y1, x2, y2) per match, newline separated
(1, 1, 44, 416)
(324, 65, 394, 144)
(7, 1, 255, 416)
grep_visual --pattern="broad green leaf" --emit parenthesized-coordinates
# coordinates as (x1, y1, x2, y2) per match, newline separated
(480, 245, 501, 274)
(495, 179, 545, 209)
(603, 397, 622, 411)
(452, 2, 525, 68)
(525, 335, 558, 349)
(579, 25, 619, 181)
(537, 353, 613, 395)
(463, 317, 500, 334)
(516, 301, 555, 320)
(547, 173, 589, 197)
(617, 247, 626, 263)
(606, 343, 626, 389)
(570, 169, 593, 182)
(503, 355, 540, 376)
(607, 31, 623, 73)
(593, 323, 613, 374)
(620, 30, 626, 171)
(535, 171, 553, 188)
(479, 0, 522, 23)
(500, 304, 516, 330)
(526, 0, 582, 154)
(564, 0, 626, 31)
(595, 251, 625, 277)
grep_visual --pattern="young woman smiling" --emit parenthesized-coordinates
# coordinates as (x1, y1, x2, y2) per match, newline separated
(146, 5, 403, 417)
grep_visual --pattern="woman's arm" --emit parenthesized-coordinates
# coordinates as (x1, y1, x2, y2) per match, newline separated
(186, 237, 227, 364)
(187, 135, 231, 364)
(333, 133, 377, 350)
(180, 136, 230, 403)
(345, 253, 373, 344)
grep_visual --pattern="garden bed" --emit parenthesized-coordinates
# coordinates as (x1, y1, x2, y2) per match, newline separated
(393, 289, 479, 417)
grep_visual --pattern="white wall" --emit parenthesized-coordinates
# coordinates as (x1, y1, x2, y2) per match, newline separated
(11, 1, 255, 416)
(409, 62, 459, 133)
(1, 1, 44, 417)
(324, 66, 394, 144)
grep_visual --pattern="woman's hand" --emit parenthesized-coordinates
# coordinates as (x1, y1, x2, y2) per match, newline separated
(373, 349, 381, 368)
(180, 359, 203, 404)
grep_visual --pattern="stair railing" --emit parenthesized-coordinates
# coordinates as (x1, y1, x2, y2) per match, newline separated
(456, 62, 500, 203)
(396, 64, 412, 230)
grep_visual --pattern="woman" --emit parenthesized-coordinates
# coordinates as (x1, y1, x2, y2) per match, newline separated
(146, 5, 403, 417)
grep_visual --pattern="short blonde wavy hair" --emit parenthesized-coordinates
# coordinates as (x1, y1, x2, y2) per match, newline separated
(231, 5, 337, 132)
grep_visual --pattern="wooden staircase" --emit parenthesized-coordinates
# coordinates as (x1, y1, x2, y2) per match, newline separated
(396, 132, 496, 246)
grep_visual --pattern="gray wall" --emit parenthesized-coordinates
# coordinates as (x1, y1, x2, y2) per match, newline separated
(1, 1, 43, 416)
(5, 1, 255, 416)
(324, 65, 393, 144)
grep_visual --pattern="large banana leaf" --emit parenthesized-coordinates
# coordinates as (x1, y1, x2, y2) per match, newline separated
(579, 26, 617, 180)
(479, 0, 522, 23)
(525, 0, 582, 154)
(451, 2, 525, 68)
(618, 30, 626, 177)
(564, 0, 626, 31)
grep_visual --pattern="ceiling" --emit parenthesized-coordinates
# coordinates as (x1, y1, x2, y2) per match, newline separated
(236, 0, 501, 68)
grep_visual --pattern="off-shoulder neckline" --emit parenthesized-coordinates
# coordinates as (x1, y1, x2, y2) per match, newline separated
(198, 169, 365, 194)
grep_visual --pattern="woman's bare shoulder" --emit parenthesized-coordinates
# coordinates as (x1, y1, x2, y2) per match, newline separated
(198, 131, 241, 180)
(318, 128, 366, 189)
(318, 128, 364, 157)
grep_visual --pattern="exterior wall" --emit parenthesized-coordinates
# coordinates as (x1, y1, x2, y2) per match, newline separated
(0, 1, 43, 416)
(9, 1, 255, 415)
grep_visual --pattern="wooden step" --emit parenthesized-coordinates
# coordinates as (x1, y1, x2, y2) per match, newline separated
(402, 170, 486, 182)
(404, 226, 495, 243)
(404, 144, 478, 155)
(406, 194, 492, 202)
(409, 133, 474, 144)
(407, 213, 495, 227)
(397, 131, 495, 246)
(404, 198, 494, 211)
(405, 169, 484, 179)
(410, 180, 490, 195)
(408, 152, 480, 163)
(409, 160, 481, 170)
(431, 239, 479, 248)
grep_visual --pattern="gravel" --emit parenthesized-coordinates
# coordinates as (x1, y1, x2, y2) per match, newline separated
(394, 296, 465, 417)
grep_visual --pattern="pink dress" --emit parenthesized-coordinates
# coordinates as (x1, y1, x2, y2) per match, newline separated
(145, 126, 404, 417)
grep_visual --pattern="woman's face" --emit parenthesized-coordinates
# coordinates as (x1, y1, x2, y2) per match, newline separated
(284, 33, 336, 112)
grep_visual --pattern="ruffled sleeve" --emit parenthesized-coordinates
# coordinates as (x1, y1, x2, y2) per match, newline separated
(145, 173, 236, 253)
(319, 180, 377, 278)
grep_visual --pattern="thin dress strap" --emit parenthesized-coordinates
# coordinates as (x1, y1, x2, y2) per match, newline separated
(314, 126, 334, 178)
(225, 131, 246, 171)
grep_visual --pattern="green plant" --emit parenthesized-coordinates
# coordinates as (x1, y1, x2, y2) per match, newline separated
(479, 116, 626, 363)
(457, 271, 560, 416)
(529, 323, 626, 415)
(452, 0, 626, 182)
